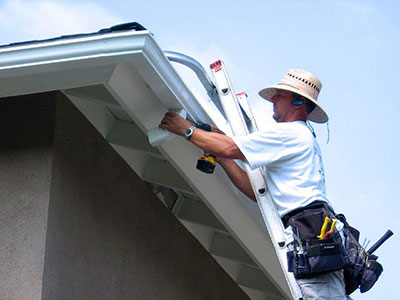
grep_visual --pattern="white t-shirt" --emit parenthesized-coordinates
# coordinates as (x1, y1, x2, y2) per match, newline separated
(232, 121, 330, 217)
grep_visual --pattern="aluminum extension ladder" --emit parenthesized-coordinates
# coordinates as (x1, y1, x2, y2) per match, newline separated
(209, 60, 302, 300)
(165, 52, 302, 300)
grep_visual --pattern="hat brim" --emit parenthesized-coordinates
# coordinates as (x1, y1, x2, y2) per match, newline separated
(259, 85, 329, 124)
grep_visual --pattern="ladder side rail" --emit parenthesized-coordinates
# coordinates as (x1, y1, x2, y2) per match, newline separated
(235, 92, 259, 133)
(210, 60, 302, 300)
(210, 61, 248, 136)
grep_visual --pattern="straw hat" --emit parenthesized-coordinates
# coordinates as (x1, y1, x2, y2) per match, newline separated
(259, 69, 328, 123)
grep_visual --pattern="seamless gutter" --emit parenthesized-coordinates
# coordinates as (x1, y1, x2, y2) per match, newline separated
(0, 30, 149, 69)
(0, 29, 226, 131)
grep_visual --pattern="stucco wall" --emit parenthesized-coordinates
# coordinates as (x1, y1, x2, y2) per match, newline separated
(0, 93, 249, 300)
(0, 95, 55, 300)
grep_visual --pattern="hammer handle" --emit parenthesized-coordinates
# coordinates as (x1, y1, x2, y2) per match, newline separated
(367, 230, 394, 255)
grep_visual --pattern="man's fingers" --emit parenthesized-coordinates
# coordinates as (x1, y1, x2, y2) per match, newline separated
(160, 114, 174, 124)
(164, 112, 179, 118)
(159, 112, 190, 137)
(161, 113, 176, 122)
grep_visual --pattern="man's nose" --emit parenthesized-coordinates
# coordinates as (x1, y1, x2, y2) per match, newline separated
(271, 96, 280, 104)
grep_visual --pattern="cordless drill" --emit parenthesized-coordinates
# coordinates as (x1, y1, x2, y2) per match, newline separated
(195, 122, 225, 174)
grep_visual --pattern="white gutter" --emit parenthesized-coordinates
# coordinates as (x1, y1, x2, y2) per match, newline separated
(0, 30, 229, 132)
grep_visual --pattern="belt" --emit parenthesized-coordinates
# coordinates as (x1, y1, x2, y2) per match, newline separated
(281, 200, 334, 228)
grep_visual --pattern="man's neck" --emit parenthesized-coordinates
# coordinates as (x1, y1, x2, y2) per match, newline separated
(281, 109, 307, 123)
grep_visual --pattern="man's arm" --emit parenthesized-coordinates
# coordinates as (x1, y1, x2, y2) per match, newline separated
(217, 158, 256, 202)
(159, 112, 245, 159)
(159, 112, 255, 201)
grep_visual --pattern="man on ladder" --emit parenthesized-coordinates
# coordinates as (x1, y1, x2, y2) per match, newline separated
(160, 69, 349, 300)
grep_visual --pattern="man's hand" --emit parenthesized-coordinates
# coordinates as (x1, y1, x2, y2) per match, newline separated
(159, 112, 192, 136)
(204, 152, 229, 165)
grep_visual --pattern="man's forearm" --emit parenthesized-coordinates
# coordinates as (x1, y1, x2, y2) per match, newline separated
(189, 129, 245, 160)
(218, 158, 256, 202)
(158, 112, 244, 160)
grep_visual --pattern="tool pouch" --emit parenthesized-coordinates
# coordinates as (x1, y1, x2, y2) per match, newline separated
(339, 216, 366, 295)
(360, 259, 383, 293)
(336, 214, 384, 295)
(286, 206, 346, 279)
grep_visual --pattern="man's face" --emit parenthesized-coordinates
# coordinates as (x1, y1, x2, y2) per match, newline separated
(270, 90, 294, 122)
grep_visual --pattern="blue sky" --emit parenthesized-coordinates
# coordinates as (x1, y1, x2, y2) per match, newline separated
(1, 0, 398, 298)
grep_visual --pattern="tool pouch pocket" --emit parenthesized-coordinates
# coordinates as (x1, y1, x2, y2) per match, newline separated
(289, 207, 331, 239)
(286, 206, 346, 279)
(307, 233, 346, 274)
(287, 251, 311, 278)
(360, 259, 383, 293)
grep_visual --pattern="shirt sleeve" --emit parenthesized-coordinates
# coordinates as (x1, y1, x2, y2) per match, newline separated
(232, 124, 308, 170)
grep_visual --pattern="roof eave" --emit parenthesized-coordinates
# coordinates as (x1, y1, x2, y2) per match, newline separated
(0, 30, 292, 299)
